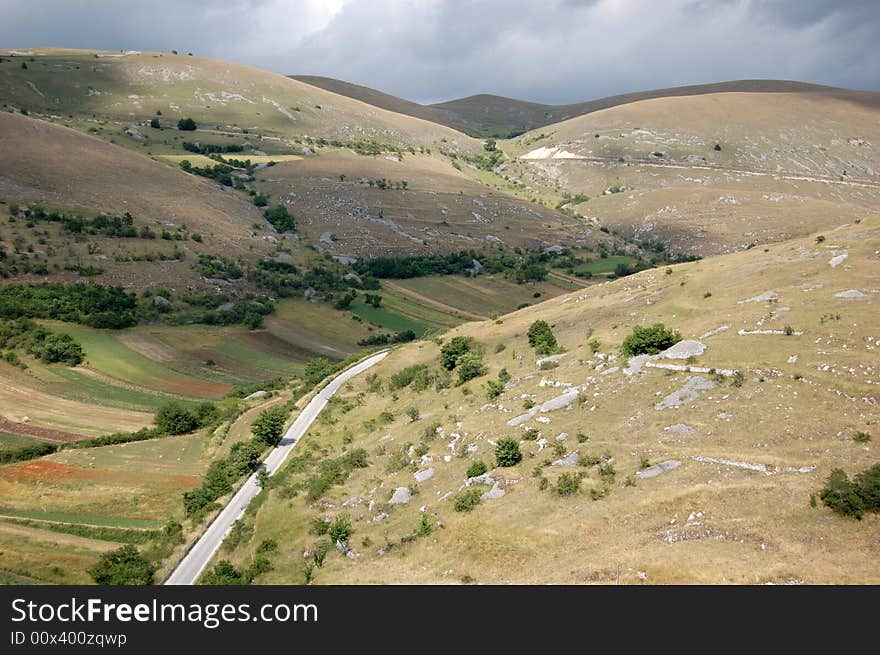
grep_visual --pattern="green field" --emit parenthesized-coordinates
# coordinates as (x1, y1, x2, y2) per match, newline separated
(55, 324, 227, 399)
(392, 274, 567, 317)
(36, 367, 178, 412)
(0, 432, 42, 451)
(570, 255, 640, 277)
(350, 289, 462, 337)
(0, 507, 165, 530)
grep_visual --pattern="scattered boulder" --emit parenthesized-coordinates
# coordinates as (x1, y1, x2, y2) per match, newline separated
(414, 468, 435, 483)
(737, 291, 777, 304)
(636, 460, 682, 479)
(834, 289, 865, 299)
(389, 487, 412, 505)
(659, 340, 706, 359)
(551, 451, 578, 467)
(244, 390, 268, 401)
(481, 482, 505, 500)
(664, 423, 696, 436)
(536, 353, 568, 368)
(342, 496, 362, 507)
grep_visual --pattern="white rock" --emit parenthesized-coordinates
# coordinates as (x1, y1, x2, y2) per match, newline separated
(414, 468, 435, 483)
(389, 487, 412, 505)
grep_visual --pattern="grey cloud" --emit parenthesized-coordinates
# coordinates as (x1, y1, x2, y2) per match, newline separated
(0, 0, 876, 104)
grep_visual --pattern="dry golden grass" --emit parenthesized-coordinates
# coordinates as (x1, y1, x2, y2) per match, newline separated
(507, 91, 880, 256)
(224, 216, 879, 584)
(253, 149, 592, 258)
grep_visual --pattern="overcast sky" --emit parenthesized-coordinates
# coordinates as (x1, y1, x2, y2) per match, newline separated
(1, 0, 877, 104)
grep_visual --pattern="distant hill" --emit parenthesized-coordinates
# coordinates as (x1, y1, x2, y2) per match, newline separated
(291, 77, 880, 138)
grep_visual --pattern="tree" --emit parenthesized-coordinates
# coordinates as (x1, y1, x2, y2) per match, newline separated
(38, 333, 84, 365)
(201, 560, 248, 585)
(495, 437, 522, 467)
(149, 117, 161, 129)
(89, 545, 155, 585)
(155, 401, 199, 435)
(621, 323, 682, 356)
(527, 320, 558, 355)
(440, 336, 471, 370)
(177, 117, 197, 131)
(252, 406, 287, 447)
(303, 357, 332, 387)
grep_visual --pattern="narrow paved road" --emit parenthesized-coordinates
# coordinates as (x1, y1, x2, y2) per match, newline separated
(165, 350, 389, 585)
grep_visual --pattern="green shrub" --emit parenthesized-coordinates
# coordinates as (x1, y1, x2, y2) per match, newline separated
(155, 402, 200, 435)
(453, 487, 483, 512)
(88, 545, 155, 585)
(456, 353, 485, 384)
(328, 514, 352, 543)
(177, 117, 197, 131)
(853, 431, 871, 443)
(556, 472, 585, 496)
(389, 364, 429, 390)
(466, 460, 488, 478)
(486, 378, 505, 400)
(495, 437, 522, 467)
(855, 464, 880, 511)
(620, 323, 682, 356)
(820, 468, 864, 519)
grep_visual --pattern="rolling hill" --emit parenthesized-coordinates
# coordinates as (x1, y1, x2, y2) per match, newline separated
(214, 216, 880, 584)
(505, 89, 880, 256)
(292, 77, 879, 138)
(0, 48, 477, 151)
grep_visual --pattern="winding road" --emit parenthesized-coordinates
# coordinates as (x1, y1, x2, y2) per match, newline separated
(164, 350, 389, 585)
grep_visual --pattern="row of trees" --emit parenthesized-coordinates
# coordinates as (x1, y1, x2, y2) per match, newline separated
(0, 282, 138, 329)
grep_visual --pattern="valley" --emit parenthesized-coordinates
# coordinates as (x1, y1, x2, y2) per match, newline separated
(0, 47, 877, 585)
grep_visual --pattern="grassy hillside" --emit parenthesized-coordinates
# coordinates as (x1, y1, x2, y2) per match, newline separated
(0, 111, 273, 287)
(211, 216, 880, 584)
(0, 49, 476, 150)
(503, 90, 880, 256)
(252, 148, 595, 258)
(294, 77, 879, 138)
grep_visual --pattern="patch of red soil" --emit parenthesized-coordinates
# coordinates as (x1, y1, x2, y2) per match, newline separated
(0, 418, 88, 443)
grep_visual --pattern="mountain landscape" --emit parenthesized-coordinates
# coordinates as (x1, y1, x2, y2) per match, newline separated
(0, 47, 877, 585)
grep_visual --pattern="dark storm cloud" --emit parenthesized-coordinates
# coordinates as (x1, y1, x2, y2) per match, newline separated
(1, 0, 877, 104)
